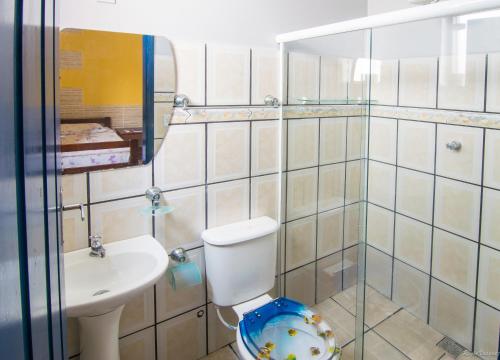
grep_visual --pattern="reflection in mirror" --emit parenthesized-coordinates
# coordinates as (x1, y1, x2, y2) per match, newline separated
(59, 29, 175, 174)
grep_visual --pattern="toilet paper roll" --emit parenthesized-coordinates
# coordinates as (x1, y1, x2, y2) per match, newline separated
(167, 262, 202, 290)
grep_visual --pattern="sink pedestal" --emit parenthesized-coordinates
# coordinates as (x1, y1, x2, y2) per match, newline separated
(78, 305, 124, 360)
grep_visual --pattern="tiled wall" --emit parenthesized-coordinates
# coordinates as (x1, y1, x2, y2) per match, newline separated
(62, 41, 285, 360)
(62, 42, 500, 359)
(365, 54, 500, 355)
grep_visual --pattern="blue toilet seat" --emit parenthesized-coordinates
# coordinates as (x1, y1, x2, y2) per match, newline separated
(238, 297, 340, 360)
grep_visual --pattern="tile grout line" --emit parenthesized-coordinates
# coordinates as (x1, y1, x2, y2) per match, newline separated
(427, 121, 438, 325)
(471, 127, 487, 352)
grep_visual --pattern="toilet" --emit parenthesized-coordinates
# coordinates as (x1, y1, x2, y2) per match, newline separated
(202, 216, 341, 360)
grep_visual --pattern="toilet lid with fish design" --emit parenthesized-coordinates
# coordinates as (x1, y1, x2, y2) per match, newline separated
(238, 297, 341, 360)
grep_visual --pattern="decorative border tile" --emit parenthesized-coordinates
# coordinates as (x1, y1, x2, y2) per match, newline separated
(171, 104, 365, 124)
(371, 105, 500, 129)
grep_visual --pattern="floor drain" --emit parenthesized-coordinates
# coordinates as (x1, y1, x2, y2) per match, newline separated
(92, 289, 110, 296)
(437, 337, 466, 358)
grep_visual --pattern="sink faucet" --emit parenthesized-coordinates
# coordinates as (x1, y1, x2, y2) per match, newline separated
(89, 235, 106, 258)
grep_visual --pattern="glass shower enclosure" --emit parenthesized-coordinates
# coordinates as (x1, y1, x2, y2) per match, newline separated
(277, 2, 500, 359)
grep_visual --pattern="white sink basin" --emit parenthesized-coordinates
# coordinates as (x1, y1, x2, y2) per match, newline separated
(64, 235, 168, 360)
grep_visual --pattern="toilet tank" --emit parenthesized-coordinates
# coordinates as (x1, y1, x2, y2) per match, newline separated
(202, 217, 279, 307)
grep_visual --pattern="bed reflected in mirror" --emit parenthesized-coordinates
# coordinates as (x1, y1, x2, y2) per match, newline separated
(59, 29, 175, 174)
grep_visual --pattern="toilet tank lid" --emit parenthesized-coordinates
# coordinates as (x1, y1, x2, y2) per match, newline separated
(202, 216, 279, 246)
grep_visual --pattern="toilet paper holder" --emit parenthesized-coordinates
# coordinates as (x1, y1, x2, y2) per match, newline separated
(169, 247, 187, 263)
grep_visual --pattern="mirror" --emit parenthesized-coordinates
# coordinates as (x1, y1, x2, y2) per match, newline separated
(59, 29, 175, 174)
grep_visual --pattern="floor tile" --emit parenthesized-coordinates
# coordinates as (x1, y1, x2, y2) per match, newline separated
(374, 309, 446, 360)
(332, 285, 357, 315)
(314, 298, 357, 347)
(229, 342, 240, 359)
(201, 346, 239, 360)
(332, 286, 401, 327)
(342, 331, 409, 360)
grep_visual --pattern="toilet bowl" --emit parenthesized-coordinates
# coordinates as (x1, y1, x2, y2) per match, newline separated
(202, 217, 341, 360)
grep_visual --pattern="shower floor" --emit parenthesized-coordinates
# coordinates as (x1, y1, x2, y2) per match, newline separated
(203, 286, 483, 360)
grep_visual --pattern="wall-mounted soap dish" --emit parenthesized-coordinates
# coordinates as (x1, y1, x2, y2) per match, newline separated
(141, 187, 175, 217)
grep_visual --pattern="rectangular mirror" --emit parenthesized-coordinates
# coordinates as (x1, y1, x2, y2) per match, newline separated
(59, 29, 175, 174)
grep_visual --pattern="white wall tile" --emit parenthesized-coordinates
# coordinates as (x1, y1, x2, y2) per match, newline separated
(368, 161, 396, 209)
(346, 117, 366, 161)
(251, 120, 279, 176)
(206, 44, 250, 105)
(397, 120, 435, 173)
(399, 57, 438, 108)
(434, 177, 481, 241)
(430, 279, 474, 350)
(432, 229, 478, 296)
(207, 303, 238, 352)
(393, 260, 430, 321)
(481, 187, 500, 251)
(251, 48, 279, 105)
(317, 208, 344, 258)
(438, 54, 486, 111)
(62, 173, 87, 205)
(477, 245, 500, 310)
(371, 59, 398, 106)
(207, 179, 249, 228)
(367, 204, 394, 255)
(348, 58, 368, 103)
(156, 306, 207, 359)
(344, 204, 362, 248)
(90, 196, 152, 244)
(119, 287, 155, 337)
(173, 41, 206, 105)
(436, 124, 483, 184)
(285, 215, 316, 271)
(395, 214, 432, 273)
(287, 118, 319, 170)
(207, 122, 250, 183)
(484, 129, 500, 190)
(154, 124, 205, 191)
(156, 248, 206, 321)
(486, 52, 500, 112)
(318, 163, 345, 212)
(474, 301, 500, 356)
(286, 167, 318, 221)
(343, 245, 358, 289)
(320, 57, 350, 104)
(320, 117, 347, 165)
(155, 186, 205, 251)
(251, 174, 279, 220)
(285, 263, 316, 306)
(369, 117, 397, 164)
(396, 167, 434, 224)
(345, 160, 364, 205)
(316, 252, 343, 302)
(89, 164, 152, 202)
(288, 52, 320, 104)
(63, 208, 88, 253)
(119, 327, 155, 360)
(366, 246, 393, 298)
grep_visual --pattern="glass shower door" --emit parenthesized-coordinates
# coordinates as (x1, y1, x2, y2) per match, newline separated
(279, 29, 372, 360)
(361, 10, 500, 359)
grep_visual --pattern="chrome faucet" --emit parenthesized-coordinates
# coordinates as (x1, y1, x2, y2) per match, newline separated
(89, 235, 106, 258)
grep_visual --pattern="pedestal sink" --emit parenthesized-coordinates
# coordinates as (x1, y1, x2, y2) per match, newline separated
(64, 235, 168, 360)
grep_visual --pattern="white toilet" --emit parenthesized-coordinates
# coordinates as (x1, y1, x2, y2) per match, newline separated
(202, 216, 341, 360)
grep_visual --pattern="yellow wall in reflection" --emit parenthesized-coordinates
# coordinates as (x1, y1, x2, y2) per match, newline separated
(60, 29, 143, 106)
